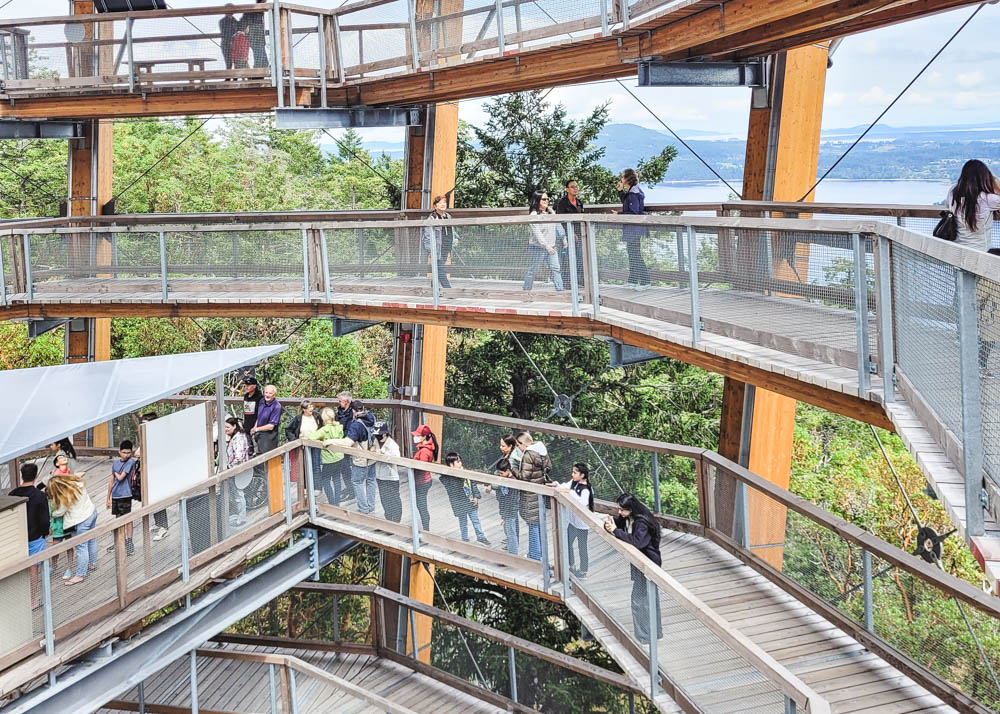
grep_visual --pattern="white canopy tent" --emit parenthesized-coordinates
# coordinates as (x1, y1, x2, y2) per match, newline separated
(0, 345, 287, 465)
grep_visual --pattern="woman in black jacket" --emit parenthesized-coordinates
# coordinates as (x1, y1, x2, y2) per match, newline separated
(605, 492, 662, 644)
(554, 179, 585, 288)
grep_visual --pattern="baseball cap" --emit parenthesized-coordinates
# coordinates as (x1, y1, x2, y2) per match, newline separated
(411, 424, 432, 437)
(243, 376, 258, 386)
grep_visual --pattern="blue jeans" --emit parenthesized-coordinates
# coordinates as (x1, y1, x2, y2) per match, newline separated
(73, 509, 98, 577)
(523, 246, 564, 291)
(503, 515, 519, 555)
(526, 521, 541, 561)
(459, 508, 486, 542)
(351, 463, 376, 514)
(320, 461, 344, 506)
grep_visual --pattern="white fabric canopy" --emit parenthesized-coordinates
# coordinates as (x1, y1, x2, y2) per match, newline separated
(0, 345, 287, 463)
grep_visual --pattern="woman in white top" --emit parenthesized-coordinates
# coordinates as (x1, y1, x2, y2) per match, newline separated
(523, 191, 565, 292)
(225, 417, 252, 526)
(47, 473, 98, 585)
(556, 462, 593, 577)
(946, 159, 1000, 251)
(373, 422, 403, 523)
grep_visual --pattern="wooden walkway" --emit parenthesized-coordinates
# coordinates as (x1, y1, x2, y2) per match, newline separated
(95, 644, 507, 714)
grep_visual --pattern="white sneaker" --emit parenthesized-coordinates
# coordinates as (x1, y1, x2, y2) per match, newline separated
(151, 527, 169, 542)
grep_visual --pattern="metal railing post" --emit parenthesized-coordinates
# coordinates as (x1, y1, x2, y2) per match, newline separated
(137, 681, 145, 713)
(585, 221, 600, 317)
(646, 577, 658, 699)
(873, 234, 895, 403)
(600, 0, 609, 35)
(158, 230, 168, 300)
(851, 232, 871, 397)
(332, 15, 345, 82)
(406, 469, 421, 551)
(285, 10, 296, 107)
(316, 14, 328, 107)
(428, 225, 441, 309)
(332, 594, 340, 641)
(41, 559, 55, 660)
(495, 0, 505, 55)
(305, 447, 317, 521)
(862, 548, 873, 632)
(269, 664, 278, 714)
(126, 17, 135, 93)
(566, 222, 579, 317)
(288, 667, 299, 714)
(189, 650, 199, 714)
(957, 269, 985, 537)
(558, 502, 570, 594)
(23, 235, 32, 301)
(283, 452, 293, 525)
(300, 228, 310, 301)
(687, 225, 700, 345)
(619, 0, 630, 30)
(651, 452, 661, 513)
(784, 696, 796, 714)
(319, 228, 331, 302)
(508, 645, 518, 702)
(179, 498, 190, 582)
(272, 3, 285, 108)
(407, 0, 420, 69)
(538, 494, 551, 591)
(408, 607, 418, 659)
(0, 234, 6, 306)
(734, 481, 749, 548)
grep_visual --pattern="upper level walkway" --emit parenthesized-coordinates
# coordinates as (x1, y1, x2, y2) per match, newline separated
(1, 199, 998, 592)
(0, 0, 984, 119)
(2, 399, 998, 713)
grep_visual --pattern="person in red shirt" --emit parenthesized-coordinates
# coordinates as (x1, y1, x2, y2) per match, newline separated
(230, 29, 250, 70)
(410, 424, 439, 530)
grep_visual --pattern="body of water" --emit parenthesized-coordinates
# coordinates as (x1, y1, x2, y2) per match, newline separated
(644, 179, 951, 206)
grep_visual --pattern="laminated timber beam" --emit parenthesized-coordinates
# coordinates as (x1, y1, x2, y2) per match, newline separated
(0, 0, 980, 120)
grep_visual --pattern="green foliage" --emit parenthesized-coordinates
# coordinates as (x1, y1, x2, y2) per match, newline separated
(0, 323, 64, 370)
(454, 91, 676, 208)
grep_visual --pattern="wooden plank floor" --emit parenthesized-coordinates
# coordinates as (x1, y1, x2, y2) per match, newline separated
(95, 643, 507, 714)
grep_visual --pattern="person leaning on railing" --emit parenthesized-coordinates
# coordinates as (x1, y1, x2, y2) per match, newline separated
(307, 408, 348, 507)
(604, 493, 663, 644)
(373, 422, 402, 523)
(946, 159, 1000, 252)
(513, 431, 553, 561)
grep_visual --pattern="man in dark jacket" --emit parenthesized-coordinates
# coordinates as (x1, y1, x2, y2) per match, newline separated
(554, 179, 585, 288)
(335, 391, 353, 429)
(605, 493, 662, 643)
(344, 401, 377, 515)
(242, 377, 263, 456)
(219, 6, 238, 69)
(11, 463, 50, 607)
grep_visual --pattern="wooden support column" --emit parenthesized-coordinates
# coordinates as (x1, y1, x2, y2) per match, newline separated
(721, 44, 829, 570)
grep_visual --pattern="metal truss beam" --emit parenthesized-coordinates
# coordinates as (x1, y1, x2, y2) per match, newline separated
(331, 316, 381, 337)
(274, 107, 421, 129)
(607, 339, 664, 368)
(0, 121, 84, 139)
(637, 59, 768, 87)
(9, 530, 355, 714)
(25, 318, 69, 339)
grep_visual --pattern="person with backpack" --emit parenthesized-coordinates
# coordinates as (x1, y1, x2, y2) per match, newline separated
(945, 160, 1000, 251)
(105, 440, 138, 557)
(410, 424, 439, 530)
(373, 422, 402, 523)
(495, 458, 520, 555)
(556, 462, 593, 577)
(617, 168, 650, 288)
(605, 492, 662, 643)
(442, 452, 490, 545)
(513, 430, 551, 561)
(345, 400, 378, 515)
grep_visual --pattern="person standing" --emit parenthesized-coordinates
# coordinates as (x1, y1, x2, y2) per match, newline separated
(307, 408, 347, 506)
(513, 431, 551, 561)
(617, 168, 650, 289)
(225, 417, 251, 526)
(48, 473, 98, 586)
(285, 400, 320, 484)
(105, 440, 137, 557)
(523, 191, 565, 292)
(219, 5, 238, 70)
(251, 384, 281, 457)
(242, 377, 263, 456)
(495, 458, 520, 555)
(410, 424, 439, 530)
(946, 159, 1000, 252)
(373, 422, 402, 523)
(47, 438, 77, 476)
(240, 1, 269, 70)
(442, 452, 490, 545)
(555, 179, 586, 288)
(556, 463, 593, 577)
(421, 195, 459, 289)
(44, 455, 74, 576)
(10, 463, 49, 607)
(344, 401, 377, 515)
(604, 492, 662, 643)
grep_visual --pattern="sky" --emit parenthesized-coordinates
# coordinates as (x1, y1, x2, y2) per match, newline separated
(7, 0, 1000, 142)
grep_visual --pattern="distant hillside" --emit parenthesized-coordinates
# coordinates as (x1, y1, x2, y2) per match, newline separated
(335, 121, 1000, 181)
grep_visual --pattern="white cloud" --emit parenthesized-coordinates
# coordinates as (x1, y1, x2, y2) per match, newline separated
(956, 70, 984, 89)
(860, 86, 894, 105)
(826, 91, 847, 108)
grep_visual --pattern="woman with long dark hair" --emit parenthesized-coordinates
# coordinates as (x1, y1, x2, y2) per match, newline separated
(557, 462, 593, 577)
(946, 159, 1000, 251)
(617, 168, 650, 288)
(522, 190, 565, 292)
(604, 492, 662, 643)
